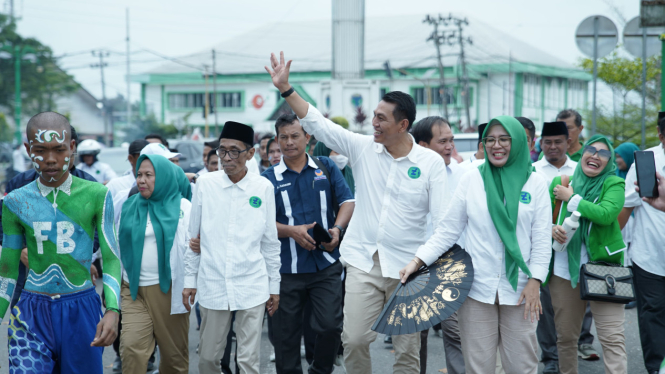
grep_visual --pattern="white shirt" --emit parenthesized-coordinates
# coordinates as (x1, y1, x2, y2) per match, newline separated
(552, 192, 589, 280)
(197, 167, 208, 176)
(185, 170, 281, 311)
(119, 198, 192, 314)
(624, 145, 665, 276)
(77, 161, 117, 183)
(106, 174, 135, 199)
(533, 156, 577, 187)
(139, 213, 160, 286)
(416, 169, 552, 305)
(426, 160, 466, 245)
(299, 104, 449, 279)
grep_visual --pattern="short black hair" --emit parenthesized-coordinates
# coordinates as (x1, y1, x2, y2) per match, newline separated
(515, 117, 536, 141)
(381, 91, 416, 130)
(203, 140, 220, 149)
(658, 115, 665, 135)
(274, 113, 304, 136)
(556, 109, 582, 128)
(70, 125, 79, 146)
(206, 148, 217, 163)
(411, 116, 450, 144)
(260, 133, 274, 142)
(145, 133, 169, 147)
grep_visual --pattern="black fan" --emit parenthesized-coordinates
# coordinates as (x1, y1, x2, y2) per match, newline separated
(372, 245, 474, 335)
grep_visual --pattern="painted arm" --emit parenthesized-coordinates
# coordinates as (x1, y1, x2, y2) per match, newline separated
(0, 203, 24, 320)
(98, 190, 122, 312)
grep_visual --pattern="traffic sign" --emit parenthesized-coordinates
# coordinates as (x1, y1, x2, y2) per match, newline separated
(624, 16, 665, 58)
(575, 15, 618, 58)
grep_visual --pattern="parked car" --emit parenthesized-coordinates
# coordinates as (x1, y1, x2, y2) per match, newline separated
(453, 133, 479, 162)
(171, 140, 204, 173)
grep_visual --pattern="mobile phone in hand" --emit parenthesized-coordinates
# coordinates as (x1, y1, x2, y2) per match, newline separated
(634, 151, 659, 198)
(313, 223, 332, 245)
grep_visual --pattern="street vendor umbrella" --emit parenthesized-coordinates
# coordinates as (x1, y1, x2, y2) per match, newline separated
(372, 245, 474, 336)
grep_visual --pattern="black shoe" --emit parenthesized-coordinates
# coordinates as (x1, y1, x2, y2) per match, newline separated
(146, 360, 156, 371)
(625, 300, 637, 309)
(543, 361, 559, 374)
(112, 356, 122, 373)
(383, 335, 392, 344)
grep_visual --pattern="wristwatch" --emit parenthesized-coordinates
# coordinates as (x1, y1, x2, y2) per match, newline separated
(332, 225, 345, 240)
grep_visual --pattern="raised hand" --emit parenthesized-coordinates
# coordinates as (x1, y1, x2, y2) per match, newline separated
(265, 51, 292, 92)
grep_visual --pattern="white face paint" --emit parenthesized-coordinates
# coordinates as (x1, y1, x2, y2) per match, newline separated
(30, 129, 70, 183)
(35, 129, 67, 144)
(64, 157, 69, 162)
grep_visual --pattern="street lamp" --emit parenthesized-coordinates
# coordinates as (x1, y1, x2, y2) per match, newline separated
(0, 44, 39, 144)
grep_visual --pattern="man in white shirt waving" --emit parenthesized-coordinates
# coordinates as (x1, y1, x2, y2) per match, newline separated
(183, 121, 281, 374)
(266, 52, 448, 374)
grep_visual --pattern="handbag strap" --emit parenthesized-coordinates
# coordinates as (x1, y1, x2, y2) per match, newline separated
(552, 174, 570, 224)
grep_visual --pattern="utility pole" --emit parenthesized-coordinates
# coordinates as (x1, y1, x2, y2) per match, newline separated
(424, 15, 449, 120)
(91, 50, 110, 146)
(454, 17, 472, 130)
(126, 8, 131, 129)
(9, 0, 13, 23)
(212, 49, 219, 135)
(203, 65, 210, 138)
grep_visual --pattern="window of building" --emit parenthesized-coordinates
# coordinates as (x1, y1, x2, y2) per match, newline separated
(412, 86, 456, 106)
(168, 91, 243, 110)
(380, 87, 389, 100)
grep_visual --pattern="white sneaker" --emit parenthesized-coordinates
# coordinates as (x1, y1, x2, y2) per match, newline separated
(334, 354, 345, 368)
(269, 350, 276, 362)
(300, 345, 306, 358)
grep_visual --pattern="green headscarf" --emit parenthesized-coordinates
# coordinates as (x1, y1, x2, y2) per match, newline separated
(119, 155, 188, 300)
(312, 141, 355, 195)
(614, 142, 639, 179)
(478, 116, 533, 291)
(562, 134, 616, 287)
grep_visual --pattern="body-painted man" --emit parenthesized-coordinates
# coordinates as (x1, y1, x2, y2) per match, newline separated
(0, 112, 122, 373)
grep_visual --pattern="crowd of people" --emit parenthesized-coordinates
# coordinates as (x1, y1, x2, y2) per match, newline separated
(0, 51, 662, 374)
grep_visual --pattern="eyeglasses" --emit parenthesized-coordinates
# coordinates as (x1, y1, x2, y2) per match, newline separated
(482, 136, 512, 147)
(583, 145, 612, 161)
(216, 147, 250, 159)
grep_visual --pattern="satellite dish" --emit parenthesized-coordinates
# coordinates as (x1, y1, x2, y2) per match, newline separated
(575, 15, 618, 58)
(623, 16, 665, 58)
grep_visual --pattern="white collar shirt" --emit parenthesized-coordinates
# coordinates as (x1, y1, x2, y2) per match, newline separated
(624, 145, 665, 276)
(184, 170, 281, 311)
(416, 169, 552, 305)
(299, 104, 449, 279)
(106, 174, 135, 199)
(533, 156, 577, 187)
(76, 161, 117, 183)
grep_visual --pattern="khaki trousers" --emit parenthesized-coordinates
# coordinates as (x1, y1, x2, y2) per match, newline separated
(342, 252, 420, 374)
(549, 275, 627, 374)
(119, 282, 189, 374)
(198, 303, 265, 374)
(457, 297, 539, 374)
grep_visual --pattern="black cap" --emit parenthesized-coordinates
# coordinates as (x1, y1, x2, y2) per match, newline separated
(219, 121, 254, 145)
(204, 140, 220, 149)
(128, 139, 149, 155)
(541, 121, 569, 137)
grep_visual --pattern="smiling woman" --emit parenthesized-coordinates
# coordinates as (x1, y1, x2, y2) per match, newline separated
(549, 134, 628, 374)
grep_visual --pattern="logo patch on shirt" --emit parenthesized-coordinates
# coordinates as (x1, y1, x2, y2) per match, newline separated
(179, 209, 184, 219)
(519, 191, 531, 204)
(314, 169, 327, 181)
(408, 167, 421, 179)
(278, 183, 292, 188)
(96, 170, 100, 174)
(249, 196, 262, 208)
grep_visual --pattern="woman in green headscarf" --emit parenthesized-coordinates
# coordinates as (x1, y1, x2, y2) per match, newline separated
(549, 134, 627, 374)
(614, 142, 640, 179)
(118, 154, 192, 373)
(400, 116, 552, 373)
(313, 141, 355, 195)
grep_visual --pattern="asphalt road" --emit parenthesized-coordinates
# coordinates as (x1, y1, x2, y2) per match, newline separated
(0, 291, 646, 374)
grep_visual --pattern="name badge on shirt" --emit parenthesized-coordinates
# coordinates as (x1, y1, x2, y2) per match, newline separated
(519, 191, 531, 204)
(408, 167, 421, 179)
(249, 196, 262, 208)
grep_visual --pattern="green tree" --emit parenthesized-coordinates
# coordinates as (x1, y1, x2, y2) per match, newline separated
(0, 15, 79, 120)
(579, 48, 662, 147)
(0, 113, 13, 142)
(122, 114, 177, 143)
(330, 116, 349, 129)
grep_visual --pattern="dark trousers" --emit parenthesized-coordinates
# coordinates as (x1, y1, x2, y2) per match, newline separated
(221, 312, 238, 374)
(420, 329, 429, 374)
(274, 261, 343, 374)
(578, 303, 595, 345)
(633, 263, 665, 372)
(537, 284, 559, 363)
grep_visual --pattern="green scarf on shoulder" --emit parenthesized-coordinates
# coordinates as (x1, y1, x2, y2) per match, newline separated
(561, 134, 616, 287)
(478, 116, 533, 291)
(119, 155, 188, 300)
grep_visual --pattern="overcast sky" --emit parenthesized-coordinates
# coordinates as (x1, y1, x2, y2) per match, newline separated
(12, 0, 638, 105)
